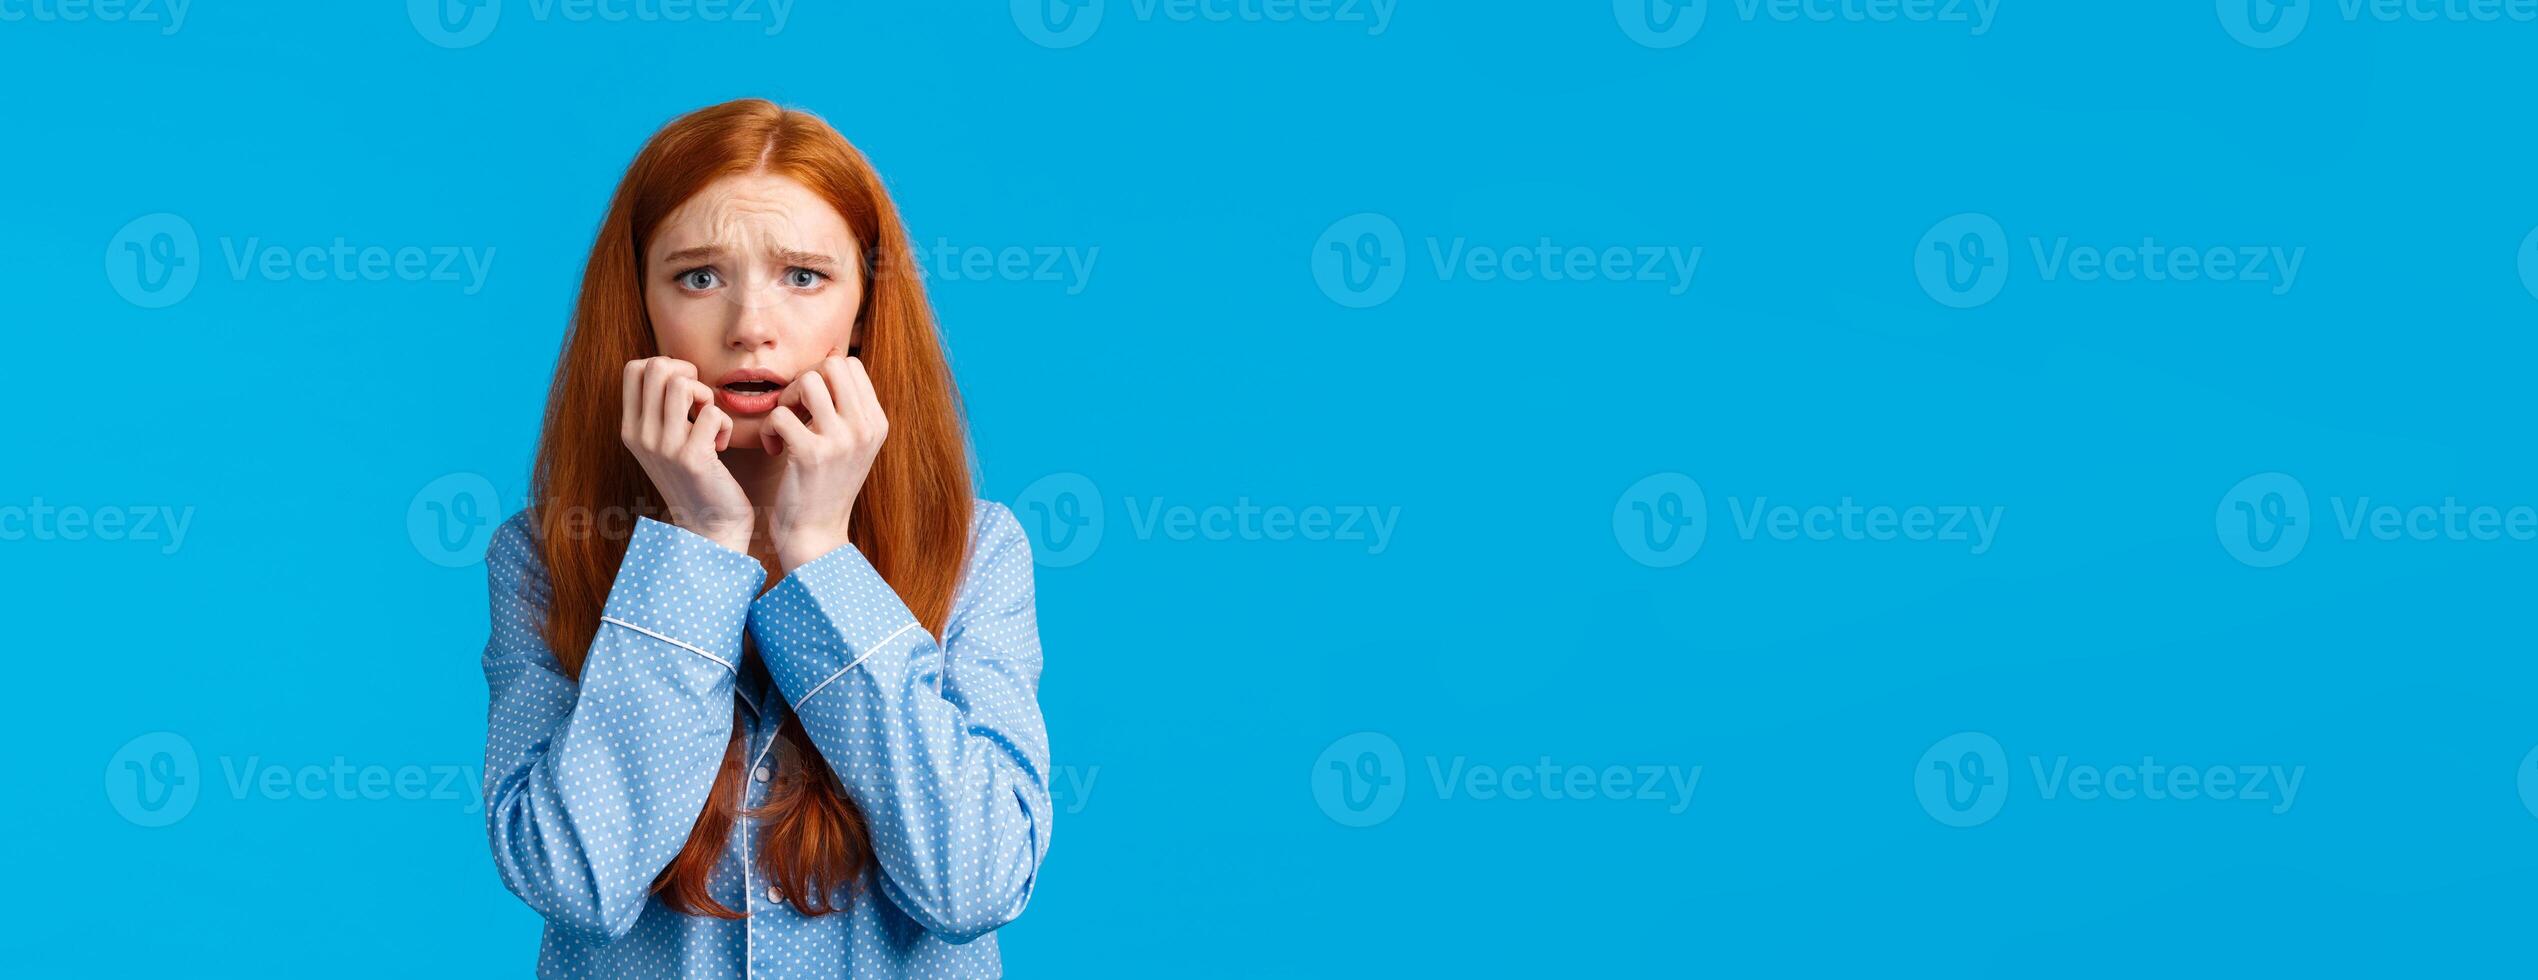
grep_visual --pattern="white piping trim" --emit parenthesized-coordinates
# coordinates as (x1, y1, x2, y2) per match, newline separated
(740, 738, 755, 971)
(749, 725, 781, 773)
(793, 621, 919, 708)
(599, 615, 735, 672)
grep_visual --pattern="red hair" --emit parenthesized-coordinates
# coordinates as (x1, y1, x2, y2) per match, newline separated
(529, 98, 973, 918)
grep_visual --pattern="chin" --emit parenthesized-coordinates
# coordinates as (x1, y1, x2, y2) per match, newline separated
(723, 415, 773, 451)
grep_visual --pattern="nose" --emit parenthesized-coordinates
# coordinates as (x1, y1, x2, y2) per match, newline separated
(725, 297, 778, 353)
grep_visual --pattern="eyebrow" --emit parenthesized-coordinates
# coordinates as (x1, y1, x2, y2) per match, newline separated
(658, 242, 845, 269)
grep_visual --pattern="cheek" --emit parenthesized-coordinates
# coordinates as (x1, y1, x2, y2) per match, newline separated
(644, 289, 715, 359)
(801, 285, 863, 348)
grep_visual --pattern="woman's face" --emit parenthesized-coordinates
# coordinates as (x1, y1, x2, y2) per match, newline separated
(645, 172, 865, 449)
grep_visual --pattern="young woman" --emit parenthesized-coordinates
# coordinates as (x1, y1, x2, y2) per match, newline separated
(478, 99, 1051, 978)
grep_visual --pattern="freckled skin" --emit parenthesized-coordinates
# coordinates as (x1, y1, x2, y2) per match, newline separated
(645, 173, 867, 450)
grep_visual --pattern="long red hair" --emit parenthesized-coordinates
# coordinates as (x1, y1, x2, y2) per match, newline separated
(529, 98, 973, 918)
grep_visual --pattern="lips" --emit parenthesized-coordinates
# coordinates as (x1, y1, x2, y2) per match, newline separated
(714, 368, 788, 416)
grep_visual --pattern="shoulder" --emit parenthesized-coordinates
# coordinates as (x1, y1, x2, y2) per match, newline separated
(968, 498, 1027, 554)
(955, 498, 1035, 605)
(485, 508, 549, 590)
(490, 507, 540, 560)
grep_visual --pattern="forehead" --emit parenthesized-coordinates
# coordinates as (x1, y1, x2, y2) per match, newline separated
(650, 173, 855, 258)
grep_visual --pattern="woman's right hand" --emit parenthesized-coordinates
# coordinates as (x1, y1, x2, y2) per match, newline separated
(620, 357, 753, 554)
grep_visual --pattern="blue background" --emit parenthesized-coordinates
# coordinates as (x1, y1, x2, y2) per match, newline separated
(8, 1, 2536, 975)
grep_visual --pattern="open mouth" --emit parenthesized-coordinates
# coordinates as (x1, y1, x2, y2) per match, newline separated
(714, 376, 786, 416)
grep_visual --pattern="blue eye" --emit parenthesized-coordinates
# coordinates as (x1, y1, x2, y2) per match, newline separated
(678, 268, 720, 290)
(786, 267, 826, 288)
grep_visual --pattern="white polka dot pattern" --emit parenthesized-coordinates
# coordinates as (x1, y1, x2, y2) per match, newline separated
(481, 503, 1050, 978)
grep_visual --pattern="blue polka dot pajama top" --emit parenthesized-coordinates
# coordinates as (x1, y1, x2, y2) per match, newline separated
(479, 500, 1050, 978)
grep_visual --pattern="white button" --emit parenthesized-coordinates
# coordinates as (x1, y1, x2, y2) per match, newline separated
(753, 766, 771, 783)
(766, 886, 784, 903)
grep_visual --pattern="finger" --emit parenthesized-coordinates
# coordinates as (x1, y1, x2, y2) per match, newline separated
(763, 400, 814, 455)
(798, 369, 842, 431)
(652, 370, 686, 449)
(781, 354, 830, 408)
(662, 378, 711, 449)
(678, 378, 715, 423)
(821, 351, 859, 417)
(619, 360, 644, 445)
(838, 356, 883, 428)
(639, 359, 675, 449)
(687, 403, 732, 458)
(658, 361, 702, 437)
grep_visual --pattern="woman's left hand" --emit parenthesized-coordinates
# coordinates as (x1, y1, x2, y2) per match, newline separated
(762, 349, 888, 572)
